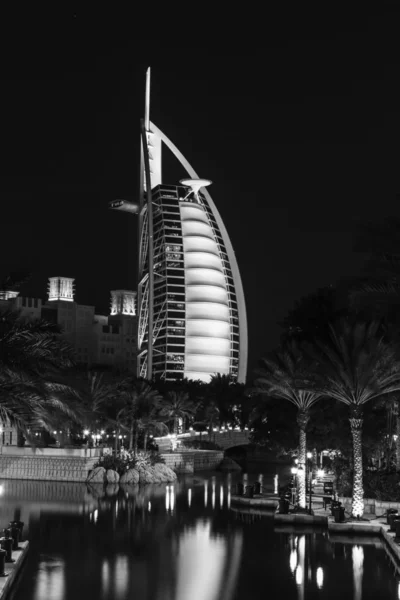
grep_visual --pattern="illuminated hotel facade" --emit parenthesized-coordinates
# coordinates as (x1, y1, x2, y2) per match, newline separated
(111, 69, 247, 383)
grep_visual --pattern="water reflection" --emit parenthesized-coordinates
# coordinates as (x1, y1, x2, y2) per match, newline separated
(2, 476, 400, 600)
(353, 545, 364, 600)
(316, 566, 324, 589)
(34, 558, 65, 600)
(175, 520, 242, 600)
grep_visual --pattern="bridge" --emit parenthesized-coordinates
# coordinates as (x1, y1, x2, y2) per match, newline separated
(154, 428, 251, 453)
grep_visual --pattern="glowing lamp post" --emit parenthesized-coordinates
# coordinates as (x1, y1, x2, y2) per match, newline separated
(307, 451, 313, 514)
(291, 467, 298, 505)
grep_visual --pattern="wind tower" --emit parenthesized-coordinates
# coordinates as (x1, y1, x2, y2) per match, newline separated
(110, 68, 248, 383)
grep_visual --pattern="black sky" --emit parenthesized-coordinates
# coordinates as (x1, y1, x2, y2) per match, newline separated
(1, 5, 400, 377)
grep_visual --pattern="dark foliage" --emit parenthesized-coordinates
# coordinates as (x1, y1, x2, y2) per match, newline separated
(363, 471, 400, 501)
(94, 453, 134, 475)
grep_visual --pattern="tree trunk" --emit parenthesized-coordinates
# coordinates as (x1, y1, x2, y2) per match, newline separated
(129, 420, 134, 451)
(17, 427, 25, 448)
(312, 447, 318, 479)
(114, 428, 119, 454)
(296, 409, 309, 509)
(134, 428, 139, 457)
(349, 407, 364, 518)
(396, 414, 400, 472)
(144, 431, 148, 451)
(174, 416, 178, 435)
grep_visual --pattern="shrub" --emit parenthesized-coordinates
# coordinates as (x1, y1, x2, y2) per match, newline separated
(94, 453, 128, 476)
(134, 450, 165, 470)
(363, 471, 400, 501)
(94, 449, 165, 475)
(148, 451, 165, 466)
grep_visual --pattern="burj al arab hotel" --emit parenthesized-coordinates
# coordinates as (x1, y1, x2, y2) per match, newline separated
(110, 69, 247, 383)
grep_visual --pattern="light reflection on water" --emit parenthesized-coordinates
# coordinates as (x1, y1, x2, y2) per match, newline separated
(3, 475, 400, 600)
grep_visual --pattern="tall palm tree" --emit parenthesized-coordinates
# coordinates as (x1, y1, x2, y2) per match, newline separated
(118, 377, 162, 454)
(208, 374, 238, 427)
(254, 342, 324, 509)
(311, 320, 400, 518)
(351, 217, 400, 470)
(160, 390, 197, 434)
(76, 369, 117, 430)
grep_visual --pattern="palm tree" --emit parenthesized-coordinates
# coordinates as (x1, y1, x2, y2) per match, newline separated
(311, 320, 400, 518)
(351, 217, 400, 470)
(76, 369, 117, 429)
(207, 374, 238, 427)
(0, 310, 77, 441)
(254, 342, 324, 509)
(118, 377, 162, 454)
(160, 390, 197, 434)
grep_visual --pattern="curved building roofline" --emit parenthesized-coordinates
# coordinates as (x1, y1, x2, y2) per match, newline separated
(150, 121, 248, 383)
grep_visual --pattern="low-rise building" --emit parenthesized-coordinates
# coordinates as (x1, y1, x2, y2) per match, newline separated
(0, 276, 138, 373)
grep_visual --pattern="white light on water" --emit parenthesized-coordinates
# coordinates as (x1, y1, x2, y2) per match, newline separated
(289, 550, 297, 573)
(296, 565, 303, 585)
(316, 567, 324, 589)
(188, 488, 192, 507)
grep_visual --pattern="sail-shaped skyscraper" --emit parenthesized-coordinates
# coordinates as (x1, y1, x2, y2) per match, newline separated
(110, 69, 247, 383)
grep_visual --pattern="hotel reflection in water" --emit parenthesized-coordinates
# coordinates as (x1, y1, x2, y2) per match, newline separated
(6, 479, 241, 600)
(3, 478, 398, 600)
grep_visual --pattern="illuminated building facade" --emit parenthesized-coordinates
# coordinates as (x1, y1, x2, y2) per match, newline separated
(111, 69, 247, 383)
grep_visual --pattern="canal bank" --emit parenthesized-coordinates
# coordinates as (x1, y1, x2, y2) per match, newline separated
(0, 541, 29, 600)
(231, 491, 400, 570)
(0, 447, 227, 481)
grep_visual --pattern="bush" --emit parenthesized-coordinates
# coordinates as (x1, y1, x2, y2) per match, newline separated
(148, 451, 165, 466)
(134, 450, 165, 469)
(93, 449, 165, 475)
(94, 453, 128, 475)
(364, 471, 400, 501)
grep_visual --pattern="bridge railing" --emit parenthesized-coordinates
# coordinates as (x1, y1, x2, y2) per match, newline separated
(154, 427, 251, 451)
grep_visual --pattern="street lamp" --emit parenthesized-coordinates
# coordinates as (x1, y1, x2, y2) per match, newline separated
(307, 451, 313, 515)
(291, 467, 298, 505)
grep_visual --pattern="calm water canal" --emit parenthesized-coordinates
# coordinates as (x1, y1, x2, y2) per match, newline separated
(1, 473, 399, 600)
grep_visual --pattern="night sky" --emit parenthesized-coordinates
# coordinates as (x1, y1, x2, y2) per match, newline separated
(1, 6, 400, 377)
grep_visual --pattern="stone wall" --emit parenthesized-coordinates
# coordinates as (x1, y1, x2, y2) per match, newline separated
(339, 496, 400, 516)
(161, 451, 224, 474)
(0, 446, 101, 458)
(0, 456, 97, 482)
(0, 449, 224, 481)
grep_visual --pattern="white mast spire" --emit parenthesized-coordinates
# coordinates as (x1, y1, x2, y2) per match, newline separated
(145, 67, 151, 131)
